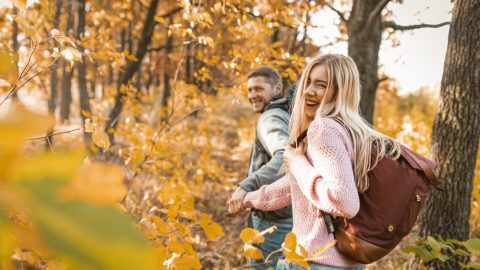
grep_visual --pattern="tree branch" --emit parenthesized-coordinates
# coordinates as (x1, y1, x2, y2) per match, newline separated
(365, 0, 392, 31)
(158, 6, 182, 19)
(27, 128, 81, 141)
(326, 3, 347, 23)
(383, 21, 450, 31)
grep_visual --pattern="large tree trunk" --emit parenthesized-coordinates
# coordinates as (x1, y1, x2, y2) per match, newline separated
(347, 0, 386, 124)
(76, 0, 91, 141)
(418, 1, 480, 269)
(60, 0, 75, 123)
(105, 0, 160, 142)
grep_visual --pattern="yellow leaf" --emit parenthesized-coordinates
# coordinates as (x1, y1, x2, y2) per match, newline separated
(81, 110, 91, 118)
(299, 245, 308, 258)
(84, 118, 95, 133)
(213, 2, 222, 13)
(123, 50, 138, 62)
(244, 244, 263, 260)
(284, 251, 310, 270)
(199, 213, 224, 240)
(0, 52, 18, 84)
(50, 29, 60, 37)
(307, 240, 336, 260)
(282, 232, 297, 252)
(60, 161, 126, 206)
(240, 228, 264, 244)
(92, 129, 110, 150)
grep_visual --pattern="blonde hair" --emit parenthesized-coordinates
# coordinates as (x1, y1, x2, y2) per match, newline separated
(289, 54, 401, 193)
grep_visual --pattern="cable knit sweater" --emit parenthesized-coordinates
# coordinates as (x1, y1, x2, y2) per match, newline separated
(243, 118, 361, 267)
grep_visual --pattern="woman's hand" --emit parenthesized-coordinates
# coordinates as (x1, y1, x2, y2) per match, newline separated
(283, 142, 305, 170)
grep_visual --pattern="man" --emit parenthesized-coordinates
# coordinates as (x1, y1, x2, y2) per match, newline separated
(227, 66, 292, 269)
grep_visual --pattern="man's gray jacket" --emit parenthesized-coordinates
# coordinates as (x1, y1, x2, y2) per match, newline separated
(239, 97, 292, 220)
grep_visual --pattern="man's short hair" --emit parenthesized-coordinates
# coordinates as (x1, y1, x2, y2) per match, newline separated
(247, 66, 283, 87)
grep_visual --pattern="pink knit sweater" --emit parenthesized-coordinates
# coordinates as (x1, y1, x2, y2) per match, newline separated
(243, 118, 361, 267)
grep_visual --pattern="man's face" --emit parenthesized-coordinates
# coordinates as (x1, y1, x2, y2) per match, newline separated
(247, 76, 281, 113)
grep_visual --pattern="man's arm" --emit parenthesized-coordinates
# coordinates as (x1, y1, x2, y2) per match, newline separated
(239, 109, 289, 192)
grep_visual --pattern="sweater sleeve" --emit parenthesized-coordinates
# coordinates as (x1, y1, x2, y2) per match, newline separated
(243, 173, 292, 211)
(289, 119, 359, 218)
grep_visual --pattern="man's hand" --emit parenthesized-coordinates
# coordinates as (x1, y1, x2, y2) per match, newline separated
(227, 186, 247, 215)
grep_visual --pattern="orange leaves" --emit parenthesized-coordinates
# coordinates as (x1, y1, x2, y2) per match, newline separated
(199, 214, 224, 240)
(91, 129, 111, 150)
(239, 226, 277, 260)
(281, 232, 336, 270)
(244, 244, 263, 260)
(84, 118, 111, 150)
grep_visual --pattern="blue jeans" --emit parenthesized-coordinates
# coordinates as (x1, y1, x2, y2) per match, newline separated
(249, 213, 293, 270)
(276, 260, 363, 270)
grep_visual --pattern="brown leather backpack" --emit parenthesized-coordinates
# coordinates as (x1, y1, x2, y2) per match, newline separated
(292, 127, 441, 264)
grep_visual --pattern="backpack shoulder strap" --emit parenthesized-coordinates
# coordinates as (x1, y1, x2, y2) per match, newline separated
(402, 149, 442, 186)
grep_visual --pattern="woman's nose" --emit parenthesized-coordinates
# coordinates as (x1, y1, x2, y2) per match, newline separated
(305, 86, 315, 96)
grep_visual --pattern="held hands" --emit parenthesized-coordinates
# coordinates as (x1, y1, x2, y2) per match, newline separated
(227, 186, 247, 215)
(283, 142, 305, 170)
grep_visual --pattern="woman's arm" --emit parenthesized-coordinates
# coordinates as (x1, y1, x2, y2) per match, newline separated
(243, 173, 292, 211)
(290, 119, 359, 218)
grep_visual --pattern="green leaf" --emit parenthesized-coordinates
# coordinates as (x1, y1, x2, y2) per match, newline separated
(464, 238, 480, 255)
(427, 236, 441, 252)
(22, 179, 157, 270)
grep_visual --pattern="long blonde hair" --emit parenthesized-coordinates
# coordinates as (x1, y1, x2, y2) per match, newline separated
(289, 54, 401, 193)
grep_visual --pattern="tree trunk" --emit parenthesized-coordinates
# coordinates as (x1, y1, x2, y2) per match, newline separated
(347, 0, 385, 124)
(105, 0, 160, 142)
(60, 0, 75, 123)
(418, 1, 480, 269)
(161, 16, 174, 109)
(11, 6, 19, 100)
(46, 0, 63, 149)
(76, 0, 91, 141)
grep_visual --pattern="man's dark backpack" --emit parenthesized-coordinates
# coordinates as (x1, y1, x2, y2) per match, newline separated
(292, 127, 442, 264)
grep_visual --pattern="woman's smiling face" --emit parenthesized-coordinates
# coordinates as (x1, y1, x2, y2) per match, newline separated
(303, 65, 335, 120)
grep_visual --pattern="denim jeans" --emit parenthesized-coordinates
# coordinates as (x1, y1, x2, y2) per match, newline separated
(276, 260, 363, 270)
(249, 213, 293, 270)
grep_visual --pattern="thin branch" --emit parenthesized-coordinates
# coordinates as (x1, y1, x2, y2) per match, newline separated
(158, 6, 182, 19)
(0, 58, 58, 107)
(378, 76, 390, 82)
(146, 43, 183, 52)
(326, 3, 347, 23)
(383, 21, 450, 31)
(26, 128, 81, 141)
(365, 0, 392, 31)
(19, 43, 38, 78)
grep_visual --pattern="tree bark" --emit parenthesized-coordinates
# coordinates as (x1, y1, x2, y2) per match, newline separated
(105, 0, 160, 142)
(60, 0, 75, 123)
(161, 16, 174, 109)
(347, 0, 387, 124)
(46, 0, 63, 149)
(418, 1, 480, 269)
(76, 0, 91, 141)
(11, 6, 19, 100)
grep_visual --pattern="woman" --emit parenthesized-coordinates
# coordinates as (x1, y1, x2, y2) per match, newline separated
(240, 54, 401, 270)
